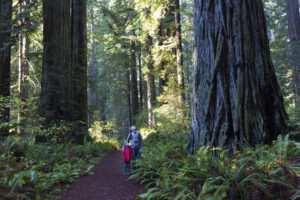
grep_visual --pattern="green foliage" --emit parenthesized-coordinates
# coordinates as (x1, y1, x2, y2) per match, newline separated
(0, 96, 45, 136)
(89, 120, 121, 149)
(135, 82, 190, 137)
(0, 136, 116, 199)
(133, 133, 300, 200)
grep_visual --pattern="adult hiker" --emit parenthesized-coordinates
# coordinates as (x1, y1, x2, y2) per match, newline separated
(126, 125, 143, 169)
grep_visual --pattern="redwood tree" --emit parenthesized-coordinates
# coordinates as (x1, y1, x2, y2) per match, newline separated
(72, 0, 88, 142)
(188, 0, 287, 152)
(41, 0, 88, 143)
(174, 0, 185, 104)
(286, 0, 300, 117)
(146, 34, 155, 128)
(130, 37, 139, 121)
(40, 0, 72, 125)
(137, 45, 144, 109)
(18, 0, 30, 134)
(0, 0, 12, 138)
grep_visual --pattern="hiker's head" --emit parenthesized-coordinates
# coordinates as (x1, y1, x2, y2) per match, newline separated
(130, 125, 136, 132)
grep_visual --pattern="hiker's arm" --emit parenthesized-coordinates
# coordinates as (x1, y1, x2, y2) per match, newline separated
(125, 133, 131, 144)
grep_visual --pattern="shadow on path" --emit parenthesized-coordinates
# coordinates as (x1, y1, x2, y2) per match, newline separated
(59, 151, 145, 200)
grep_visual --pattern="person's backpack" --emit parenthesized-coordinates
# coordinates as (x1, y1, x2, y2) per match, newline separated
(122, 145, 132, 162)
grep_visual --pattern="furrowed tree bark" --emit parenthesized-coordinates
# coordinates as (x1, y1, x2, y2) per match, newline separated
(130, 36, 139, 122)
(0, 0, 12, 138)
(286, 0, 300, 118)
(188, 0, 287, 152)
(146, 34, 155, 128)
(174, 0, 185, 104)
(40, 0, 72, 131)
(41, 0, 88, 143)
(71, 0, 88, 143)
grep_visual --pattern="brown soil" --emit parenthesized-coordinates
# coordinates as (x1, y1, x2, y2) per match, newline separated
(58, 151, 145, 200)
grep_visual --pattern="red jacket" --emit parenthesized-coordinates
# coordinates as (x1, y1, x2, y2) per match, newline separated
(122, 146, 132, 162)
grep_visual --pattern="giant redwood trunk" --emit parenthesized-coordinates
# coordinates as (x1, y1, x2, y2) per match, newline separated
(40, 0, 72, 126)
(286, 0, 300, 117)
(0, 0, 12, 138)
(188, 0, 287, 152)
(41, 0, 88, 143)
(72, 0, 88, 143)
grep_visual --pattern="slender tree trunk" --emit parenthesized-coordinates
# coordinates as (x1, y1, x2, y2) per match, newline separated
(127, 67, 132, 126)
(0, 0, 12, 138)
(40, 0, 72, 127)
(146, 34, 155, 128)
(18, 0, 30, 134)
(88, 6, 99, 126)
(188, 0, 287, 152)
(138, 44, 144, 109)
(130, 35, 139, 122)
(71, 0, 88, 143)
(286, 0, 300, 117)
(174, 0, 185, 104)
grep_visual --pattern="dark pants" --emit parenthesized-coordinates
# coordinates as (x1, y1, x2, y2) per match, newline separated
(132, 147, 141, 169)
(124, 161, 130, 173)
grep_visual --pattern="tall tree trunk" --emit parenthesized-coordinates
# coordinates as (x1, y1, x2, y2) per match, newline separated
(88, 6, 99, 126)
(0, 0, 12, 138)
(138, 44, 144, 109)
(188, 0, 287, 152)
(40, 0, 72, 128)
(130, 34, 139, 122)
(18, 0, 30, 134)
(127, 67, 132, 126)
(71, 0, 88, 143)
(286, 0, 300, 117)
(146, 34, 155, 128)
(174, 0, 185, 104)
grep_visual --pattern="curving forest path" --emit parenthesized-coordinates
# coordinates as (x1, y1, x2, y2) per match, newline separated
(59, 151, 145, 200)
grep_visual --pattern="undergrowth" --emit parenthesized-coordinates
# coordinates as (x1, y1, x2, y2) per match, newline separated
(131, 133, 300, 200)
(0, 136, 118, 200)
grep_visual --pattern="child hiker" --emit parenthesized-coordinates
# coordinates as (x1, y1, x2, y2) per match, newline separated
(122, 142, 132, 175)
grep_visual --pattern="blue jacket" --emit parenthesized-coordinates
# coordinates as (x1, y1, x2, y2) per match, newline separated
(126, 131, 143, 150)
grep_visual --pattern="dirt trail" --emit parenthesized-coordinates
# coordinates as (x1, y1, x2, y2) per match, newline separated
(59, 151, 145, 200)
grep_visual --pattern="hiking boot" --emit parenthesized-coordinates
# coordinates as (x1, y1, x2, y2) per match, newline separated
(123, 171, 127, 175)
(127, 171, 131, 176)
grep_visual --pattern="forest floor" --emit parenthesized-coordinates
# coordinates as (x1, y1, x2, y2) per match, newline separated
(58, 151, 145, 200)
